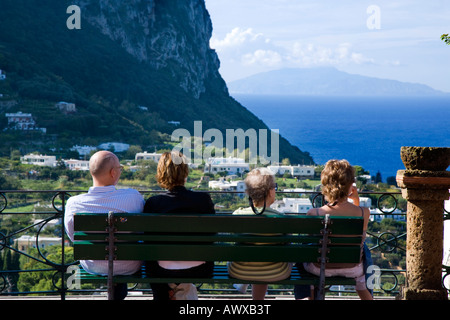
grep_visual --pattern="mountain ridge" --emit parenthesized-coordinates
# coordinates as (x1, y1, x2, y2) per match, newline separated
(228, 67, 447, 96)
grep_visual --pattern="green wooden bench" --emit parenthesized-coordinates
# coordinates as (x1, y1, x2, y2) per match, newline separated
(72, 212, 365, 300)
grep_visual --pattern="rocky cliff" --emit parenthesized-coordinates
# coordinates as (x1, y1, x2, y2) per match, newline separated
(76, 0, 224, 98)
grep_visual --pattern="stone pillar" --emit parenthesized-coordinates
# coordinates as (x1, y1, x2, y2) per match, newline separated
(396, 146, 450, 300)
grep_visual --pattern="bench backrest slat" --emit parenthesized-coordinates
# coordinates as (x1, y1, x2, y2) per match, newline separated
(73, 232, 362, 245)
(74, 213, 364, 235)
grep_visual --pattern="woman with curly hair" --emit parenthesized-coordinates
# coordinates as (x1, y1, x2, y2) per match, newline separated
(302, 159, 373, 300)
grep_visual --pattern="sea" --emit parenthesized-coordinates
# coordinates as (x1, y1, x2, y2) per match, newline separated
(232, 94, 450, 181)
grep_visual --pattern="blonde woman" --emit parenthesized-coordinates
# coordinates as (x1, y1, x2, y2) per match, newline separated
(303, 159, 372, 300)
(144, 152, 215, 300)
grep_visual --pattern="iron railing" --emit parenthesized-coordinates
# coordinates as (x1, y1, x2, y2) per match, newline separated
(0, 189, 447, 299)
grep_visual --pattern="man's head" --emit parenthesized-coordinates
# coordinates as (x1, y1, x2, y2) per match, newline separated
(89, 151, 122, 187)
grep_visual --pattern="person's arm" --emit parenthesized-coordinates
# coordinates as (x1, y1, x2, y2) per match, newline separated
(348, 184, 360, 206)
(306, 208, 316, 216)
(348, 185, 370, 231)
(64, 199, 76, 242)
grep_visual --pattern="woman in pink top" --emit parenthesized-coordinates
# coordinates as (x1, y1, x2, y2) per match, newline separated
(303, 159, 373, 300)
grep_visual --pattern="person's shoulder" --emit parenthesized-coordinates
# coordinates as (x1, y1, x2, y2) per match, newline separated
(186, 189, 212, 200)
(232, 207, 251, 215)
(265, 207, 284, 215)
(144, 193, 164, 206)
(66, 192, 87, 204)
(117, 188, 140, 194)
(197, 190, 213, 199)
(362, 206, 370, 216)
(117, 188, 143, 198)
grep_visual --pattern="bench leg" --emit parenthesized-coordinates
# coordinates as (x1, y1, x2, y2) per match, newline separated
(107, 211, 115, 300)
(317, 214, 330, 300)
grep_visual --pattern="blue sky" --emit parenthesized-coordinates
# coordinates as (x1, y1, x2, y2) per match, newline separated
(205, 0, 450, 92)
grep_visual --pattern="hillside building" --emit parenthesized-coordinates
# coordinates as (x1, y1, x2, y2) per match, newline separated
(63, 159, 90, 171)
(267, 165, 315, 178)
(208, 178, 246, 193)
(271, 198, 313, 214)
(55, 101, 77, 114)
(14, 235, 63, 251)
(135, 151, 162, 163)
(204, 157, 250, 175)
(20, 154, 57, 167)
(5, 111, 46, 133)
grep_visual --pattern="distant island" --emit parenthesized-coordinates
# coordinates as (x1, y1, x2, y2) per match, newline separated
(227, 67, 448, 96)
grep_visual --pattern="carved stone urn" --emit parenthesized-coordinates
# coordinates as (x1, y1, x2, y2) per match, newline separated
(396, 146, 450, 300)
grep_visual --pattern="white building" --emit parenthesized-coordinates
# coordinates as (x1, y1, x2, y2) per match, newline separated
(208, 179, 246, 193)
(14, 235, 62, 251)
(5, 111, 46, 133)
(272, 198, 313, 214)
(204, 157, 250, 175)
(267, 165, 315, 178)
(348, 197, 372, 208)
(63, 159, 90, 171)
(135, 151, 162, 163)
(98, 142, 130, 152)
(369, 208, 406, 222)
(55, 101, 77, 113)
(70, 145, 97, 157)
(20, 154, 57, 167)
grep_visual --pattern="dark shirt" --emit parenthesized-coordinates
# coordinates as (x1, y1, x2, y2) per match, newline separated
(144, 186, 215, 214)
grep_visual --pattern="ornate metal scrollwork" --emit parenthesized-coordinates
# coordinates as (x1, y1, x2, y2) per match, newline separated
(0, 193, 7, 213)
(376, 193, 398, 214)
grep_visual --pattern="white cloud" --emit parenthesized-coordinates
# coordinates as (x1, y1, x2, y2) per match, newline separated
(211, 27, 376, 69)
(242, 49, 283, 67)
(210, 27, 270, 51)
(287, 42, 376, 66)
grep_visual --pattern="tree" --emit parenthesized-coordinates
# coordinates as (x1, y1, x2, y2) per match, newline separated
(375, 171, 382, 183)
(2, 243, 20, 293)
(17, 246, 76, 294)
(442, 34, 450, 45)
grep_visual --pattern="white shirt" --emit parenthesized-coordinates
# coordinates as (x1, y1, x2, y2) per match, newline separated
(65, 185, 145, 276)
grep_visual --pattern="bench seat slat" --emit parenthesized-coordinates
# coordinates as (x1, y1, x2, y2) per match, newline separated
(73, 264, 356, 286)
(74, 242, 361, 263)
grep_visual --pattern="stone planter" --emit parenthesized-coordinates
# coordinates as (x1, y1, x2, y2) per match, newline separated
(400, 146, 450, 171)
(396, 146, 450, 300)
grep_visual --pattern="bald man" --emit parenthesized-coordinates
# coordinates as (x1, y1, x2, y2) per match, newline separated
(64, 151, 145, 297)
